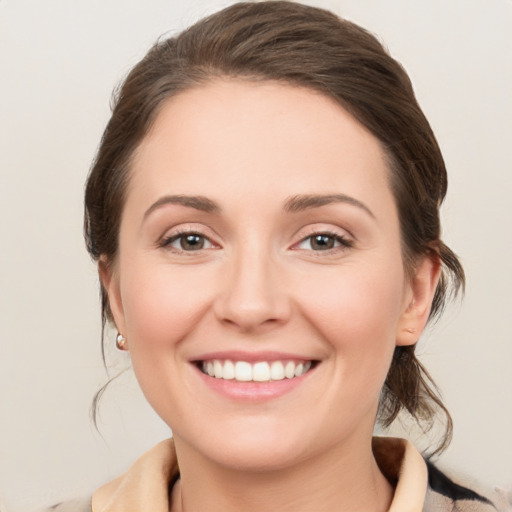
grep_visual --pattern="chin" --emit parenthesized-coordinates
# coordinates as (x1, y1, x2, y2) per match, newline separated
(176, 417, 314, 473)
(211, 438, 308, 473)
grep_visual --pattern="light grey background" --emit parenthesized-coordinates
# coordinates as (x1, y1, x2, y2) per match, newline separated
(1, 1, 511, 511)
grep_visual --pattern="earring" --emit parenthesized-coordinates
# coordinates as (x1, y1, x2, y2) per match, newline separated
(116, 332, 127, 350)
(406, 327, 416, 334)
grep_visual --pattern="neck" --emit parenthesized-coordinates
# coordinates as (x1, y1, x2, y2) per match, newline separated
(171, 434, 393, 512)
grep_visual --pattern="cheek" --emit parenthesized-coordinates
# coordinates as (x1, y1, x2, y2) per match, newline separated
(295, 259, 406, 397)
(300, 263, 405, 340)
(117, 260, 219, 419)
(119, 259, 216, 356)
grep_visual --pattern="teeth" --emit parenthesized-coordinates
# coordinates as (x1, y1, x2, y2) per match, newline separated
(270, 361, 285, 380)
(253, 362, 270, 382)
(214, 360, 223, 379)
(284, 361, 295, 379)
(223, 360, 235, 380)
(235, 361, 252, 381)
(201, 359, 312, 382)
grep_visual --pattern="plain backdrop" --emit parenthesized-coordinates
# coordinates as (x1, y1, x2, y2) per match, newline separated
(1, 1, 511, 510)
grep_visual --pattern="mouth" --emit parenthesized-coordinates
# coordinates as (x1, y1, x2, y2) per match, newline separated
(196, 359, 316, 383)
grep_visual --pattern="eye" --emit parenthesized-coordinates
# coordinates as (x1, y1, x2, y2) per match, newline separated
(296, 232, 352, 251)
(162, 232, 215, 251)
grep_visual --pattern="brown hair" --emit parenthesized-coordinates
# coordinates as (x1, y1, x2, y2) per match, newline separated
(85, 1, 464, 453)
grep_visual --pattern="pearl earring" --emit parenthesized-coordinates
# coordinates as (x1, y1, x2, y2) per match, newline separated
(116, 332, 127, 350)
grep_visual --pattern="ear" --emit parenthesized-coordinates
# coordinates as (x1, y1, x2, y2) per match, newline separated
(98, 256, 127, 338)
(396, 252, 441, 346)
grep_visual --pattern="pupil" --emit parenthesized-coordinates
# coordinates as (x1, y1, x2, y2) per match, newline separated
(182, 234, 204, 250)
(312, 235, 334, 250)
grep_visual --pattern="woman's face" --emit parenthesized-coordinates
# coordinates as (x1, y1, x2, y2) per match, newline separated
(104, 80, 433, 471)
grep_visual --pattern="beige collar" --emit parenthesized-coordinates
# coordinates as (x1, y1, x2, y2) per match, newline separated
(92, 437, 428, 512)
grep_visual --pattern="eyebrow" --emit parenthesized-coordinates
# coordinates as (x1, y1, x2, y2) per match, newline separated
(284, 194, 375, 219)
(143, 192, 375, 221)
(143, 195, 221, 221)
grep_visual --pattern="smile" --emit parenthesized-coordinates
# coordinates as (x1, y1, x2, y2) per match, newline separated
(199, 359, 313, 382)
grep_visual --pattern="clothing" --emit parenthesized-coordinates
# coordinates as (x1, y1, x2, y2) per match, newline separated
(43, 438, 510, 512)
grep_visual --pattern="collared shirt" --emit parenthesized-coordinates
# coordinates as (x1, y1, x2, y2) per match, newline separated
(44, 437, 509, 512)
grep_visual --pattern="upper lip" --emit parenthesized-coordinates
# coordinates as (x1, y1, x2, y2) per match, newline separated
(191, 350, 316, 363)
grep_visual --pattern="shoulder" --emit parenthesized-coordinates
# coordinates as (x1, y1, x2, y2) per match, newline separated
(424, 460, 511, 511)
(40, 497, 91, 512)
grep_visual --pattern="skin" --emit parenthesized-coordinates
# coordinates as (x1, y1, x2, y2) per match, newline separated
(101, 80, 440, 512)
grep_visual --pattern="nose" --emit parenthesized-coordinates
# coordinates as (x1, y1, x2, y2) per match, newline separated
(213, 247, 291, 333)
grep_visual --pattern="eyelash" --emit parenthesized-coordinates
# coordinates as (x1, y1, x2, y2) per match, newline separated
(159, 228, 352, 255)
(159, 229, 216, 253)
(293, 230, 353, 253)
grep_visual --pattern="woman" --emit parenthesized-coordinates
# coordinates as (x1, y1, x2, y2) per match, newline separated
(47, 1, 508, 511)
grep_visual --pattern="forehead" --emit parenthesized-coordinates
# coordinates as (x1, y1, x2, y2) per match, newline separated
(128, 79, 394, 217)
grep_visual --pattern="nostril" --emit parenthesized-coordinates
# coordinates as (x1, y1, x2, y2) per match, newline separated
(218, 315, 285, 333)
(212, 261, 292, 331)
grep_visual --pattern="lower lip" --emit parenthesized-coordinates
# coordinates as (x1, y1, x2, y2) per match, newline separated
(193, 365, 314, 401)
